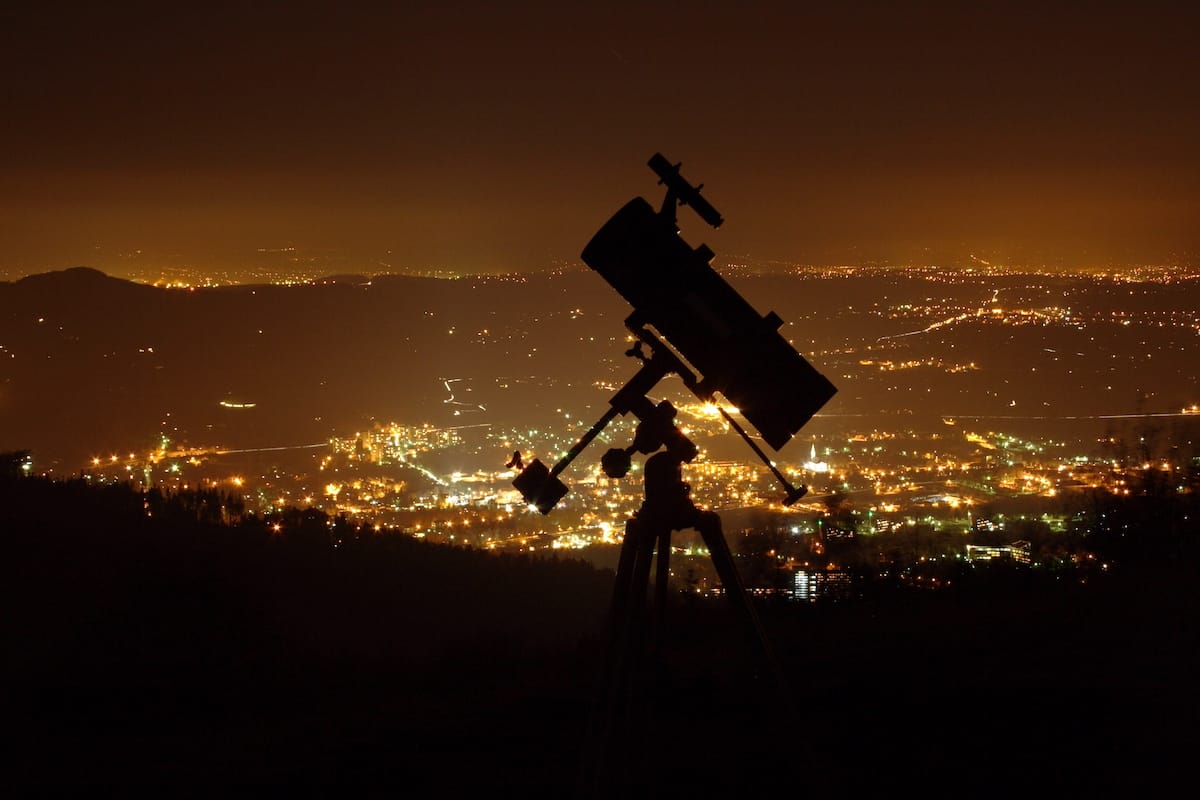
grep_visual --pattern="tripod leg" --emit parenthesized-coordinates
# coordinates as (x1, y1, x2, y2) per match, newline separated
(588, 515, 659, 794)
(608, 515, 660, 670)
(609, 515, 643, 628)
(695, 510, 786, 689)
(626, 518, 658, 671)
(652, 527, 671, 661)
(603, 516, 653, 713)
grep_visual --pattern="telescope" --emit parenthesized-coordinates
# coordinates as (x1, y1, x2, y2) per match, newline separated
(513, 156, 838, 785)
(514, 153, 836, 513)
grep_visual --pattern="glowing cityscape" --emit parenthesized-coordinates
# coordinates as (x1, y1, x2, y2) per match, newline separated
(42, 259, 1194, 600)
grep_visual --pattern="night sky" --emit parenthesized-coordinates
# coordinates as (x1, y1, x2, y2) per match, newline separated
(2, 1, 1198, 276)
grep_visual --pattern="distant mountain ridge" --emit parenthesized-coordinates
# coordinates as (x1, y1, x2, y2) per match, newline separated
(0, 266, 629, 468)
(10, 265, 153, 292)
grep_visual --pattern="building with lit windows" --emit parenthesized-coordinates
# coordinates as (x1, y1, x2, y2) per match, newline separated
(965, 540, 1031, 565)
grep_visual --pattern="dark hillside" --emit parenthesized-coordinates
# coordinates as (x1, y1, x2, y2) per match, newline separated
(3, 474, 1196, 794)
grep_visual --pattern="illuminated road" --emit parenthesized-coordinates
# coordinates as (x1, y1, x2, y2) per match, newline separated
(92, 442, 329, 466)
(932, 411, 1200, 421)
(213, 443, 328, 455)
(441, 378, 486, 415)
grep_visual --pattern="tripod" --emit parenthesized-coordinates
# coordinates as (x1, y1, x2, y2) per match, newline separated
(607, 449, 782, 690)
(583, 445, 786, 795)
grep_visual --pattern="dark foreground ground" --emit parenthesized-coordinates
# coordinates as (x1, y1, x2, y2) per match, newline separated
(4, 505, 1197, 796)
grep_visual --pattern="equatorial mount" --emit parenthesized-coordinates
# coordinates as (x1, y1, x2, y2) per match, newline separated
(512, 324, 808, 514)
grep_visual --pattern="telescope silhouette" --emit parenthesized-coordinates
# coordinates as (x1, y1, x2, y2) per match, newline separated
(519, 153, 840, 795)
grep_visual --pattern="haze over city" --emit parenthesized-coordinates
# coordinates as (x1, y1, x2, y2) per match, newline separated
(2, 1, 1198, 279)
